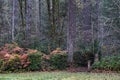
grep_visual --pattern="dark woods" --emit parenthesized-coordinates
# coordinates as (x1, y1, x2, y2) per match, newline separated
(0, 0, 119, 72)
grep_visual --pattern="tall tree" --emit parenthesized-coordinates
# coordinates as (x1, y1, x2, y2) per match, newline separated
(46, 0, 61, 48)
(95, 0, 101, 61)
(101, 0, 120, 54)
(81, 0, 92, 44)
(35, 0, 41, 39)
(67, 0, 76, 63)
(12, 0, 15, 42)
(18, 0, 25, 34)
(25, 0, 30, 39)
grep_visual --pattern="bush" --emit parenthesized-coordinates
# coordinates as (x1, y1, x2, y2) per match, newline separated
(41, 59, 51, 71)
(92, 55, 120, 71)
(73, 51, 94, 67)
(41, 48, 68, 70)
(50, 53, 68, 70)
(73, 51, 86, 66)
(27, 52, 42, 71)
(41, 54, 51, 71)
(0, 59, 4, 67)
(74, 40, 101, 67)
(0, 55, 22, 73)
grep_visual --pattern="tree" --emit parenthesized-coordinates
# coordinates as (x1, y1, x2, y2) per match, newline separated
(67, 0, 76, 63)
(101, 0, 120, 54)
(46, 0, 61, 48)
(96, 0, 102, 61)
(25, 0, 30, 39)
(12, 0, 16, 42)
(81, 0, 92, 44)
(35, 0, 41, 39)
(18, 0, 25, 37)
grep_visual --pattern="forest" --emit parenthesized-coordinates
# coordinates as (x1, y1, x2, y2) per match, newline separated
(0, 0, 120, 80)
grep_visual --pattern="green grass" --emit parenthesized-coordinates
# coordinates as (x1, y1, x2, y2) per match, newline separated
(0, 72, 120, 80)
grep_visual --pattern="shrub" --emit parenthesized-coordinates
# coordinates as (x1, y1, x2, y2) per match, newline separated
(41, 59, 51, 71)
(74, 40, 101, 67)
(41, 54, 51, 71)
(92, 55, 120, 71)
(19, 54, 30, 68)
(73, 51, 94, 67)
(0, 55, 22, 73)
(50, 53, 68, 70)
(27, 52, 42, 71)
(0, 43, 44, 72)
(0, 59, 4, 67)
(73, 51, 86, 66)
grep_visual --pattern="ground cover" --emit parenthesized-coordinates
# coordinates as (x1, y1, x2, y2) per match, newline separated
(0, 72, 120, 80)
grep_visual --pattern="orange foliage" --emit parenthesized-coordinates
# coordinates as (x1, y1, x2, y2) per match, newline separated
(50, 48, 67, 55)
(0, 43, 38, 68)
(27, 49, 38, 54)
(42, 54, 50, 60)
(0, 51, 8, 59)
(12, 47, 23, 53)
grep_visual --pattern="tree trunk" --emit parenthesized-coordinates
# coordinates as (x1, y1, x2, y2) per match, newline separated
(35, 0, 41, 39)
(25, 0, 30, 39)
(87, 60, 91, 71)
(12, 0, 15, 42)
(18, 0, 25, 38)
(95, 53, 99, 62)
(96, 0, 102, 58)
(81, 0, 92, 44)
(67, 0, 76, 63)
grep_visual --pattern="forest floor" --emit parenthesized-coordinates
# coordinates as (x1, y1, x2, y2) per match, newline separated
(0, 72, 120, 80)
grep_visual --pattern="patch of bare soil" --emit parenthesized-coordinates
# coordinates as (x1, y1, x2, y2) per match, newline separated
(67, 67, 88, 72)
(91, 69, 117, 73)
